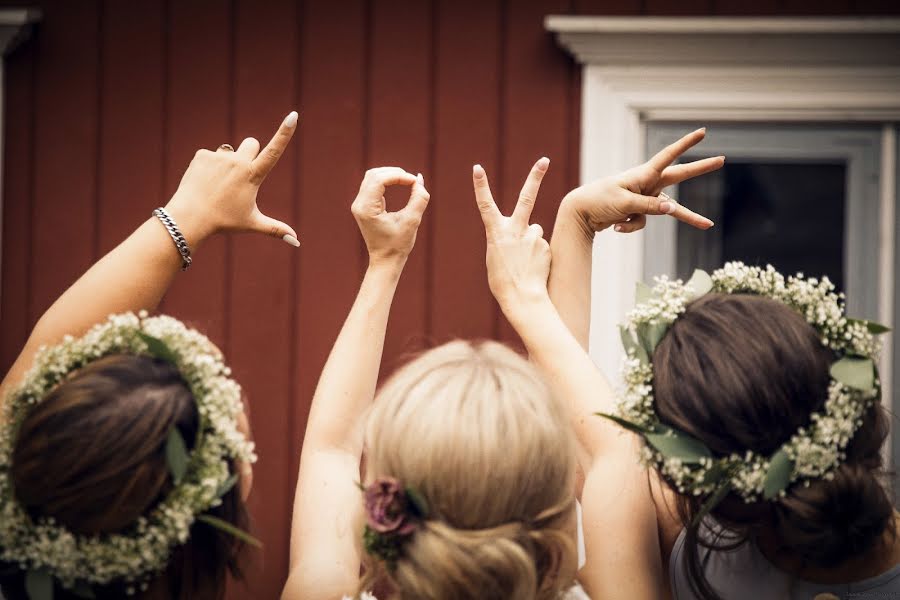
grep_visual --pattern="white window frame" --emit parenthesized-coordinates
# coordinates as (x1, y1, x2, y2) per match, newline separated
(546, 15, 900, 458)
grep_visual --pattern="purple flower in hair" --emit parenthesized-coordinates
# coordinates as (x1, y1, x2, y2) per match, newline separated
(364, 477, 419, 535)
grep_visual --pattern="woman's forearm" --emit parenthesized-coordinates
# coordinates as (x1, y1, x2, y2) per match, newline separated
(301, 258, 405, 455)
(0, 206, 209, 397)
(547, 196, 595, 351)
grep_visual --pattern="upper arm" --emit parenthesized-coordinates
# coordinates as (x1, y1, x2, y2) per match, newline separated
(283, 447, 364, 600)
(577, 440, 665, 600)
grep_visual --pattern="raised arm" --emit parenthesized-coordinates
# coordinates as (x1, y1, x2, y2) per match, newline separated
(284, 169, 429, 600)
(547, 128, 721, 349)
(0, 113, 300, 398)
(472, 160, 671, 599)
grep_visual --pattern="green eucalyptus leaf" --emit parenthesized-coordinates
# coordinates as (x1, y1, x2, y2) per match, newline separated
(685, 269, 714, 300)
(215, 473, 239, 499)
(848, 318, 890, 335)
(137, 331, 179, 364)
(165, 427, 190, 484)
(619, 325, 648, 364)
(830, 357, 875, 392)
(636, 321, 669, 355)
(405, 486, 430, 519)
(596, 412, 654, 436)
(197, 514, 263, 548)
(763, 449, 794, 500)
(645, 427, 711, 464)
(635, 281, 654, 305)
(691, 480, 733, 528)
(71, 582, 95, 599)
(25, 570, 53, 600)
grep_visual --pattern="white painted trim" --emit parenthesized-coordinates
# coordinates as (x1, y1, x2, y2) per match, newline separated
(879, 125, 896, 464)
(545, 16, 900, 35)
(549, 18, 900, 389)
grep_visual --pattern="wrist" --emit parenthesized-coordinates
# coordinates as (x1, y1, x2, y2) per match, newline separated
(498, 289, 554, 328)
(163, 195, 217, 249)
(366, 254, 407, 277)
(559, 193, 605, 238)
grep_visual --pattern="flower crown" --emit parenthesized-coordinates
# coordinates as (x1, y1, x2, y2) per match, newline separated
(599, 262, 885, 523)
(361, 477, 429, 569)
(0, 312, 259, 599)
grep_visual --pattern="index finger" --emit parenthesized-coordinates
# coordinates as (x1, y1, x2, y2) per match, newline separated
(473, 164, 502, 231)
(647, 127, 706, 172)
(511, 157, 550, 226)
(361, 166, 417, 196)
(250, 111, 299, 183)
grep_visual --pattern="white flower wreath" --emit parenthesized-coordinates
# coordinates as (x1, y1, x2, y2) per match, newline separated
(601, 262, 884, 520)
(0, 312, 258, 598)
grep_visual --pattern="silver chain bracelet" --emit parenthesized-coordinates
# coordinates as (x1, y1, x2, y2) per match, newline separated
(152, 207, 193, 270)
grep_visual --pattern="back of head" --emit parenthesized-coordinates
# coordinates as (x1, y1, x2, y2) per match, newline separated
(652, 293, 893, 598)
(1, 354, 247, 600)
(363, 340, 577, 600)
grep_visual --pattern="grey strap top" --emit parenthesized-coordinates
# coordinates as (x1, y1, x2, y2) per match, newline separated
(670, 527, 900, 600)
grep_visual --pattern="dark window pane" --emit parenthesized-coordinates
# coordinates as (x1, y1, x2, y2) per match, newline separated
(676, 162, 846, 292)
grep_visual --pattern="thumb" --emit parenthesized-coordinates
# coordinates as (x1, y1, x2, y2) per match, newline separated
(401, 173, 430, 220)
(252, 210, 300, 247)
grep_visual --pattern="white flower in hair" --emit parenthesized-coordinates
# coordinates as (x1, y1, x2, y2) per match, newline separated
(599, 262, 884, 520)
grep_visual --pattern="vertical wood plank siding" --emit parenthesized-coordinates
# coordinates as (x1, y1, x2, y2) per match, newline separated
(2, 0, 898, 595)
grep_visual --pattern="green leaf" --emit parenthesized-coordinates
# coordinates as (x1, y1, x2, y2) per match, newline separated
(619, 325, 648, 364)
(197, 514, 263, 548)
(165, 427, 190, 485)
(405, 486, 429, 519)
(848, 318, 890, 335)
(830, 357, 875, 392)
(635, 281, 653, 305)
(636, 321, 669, 355)
(71, 582, 95, 599)
(685, 269, 713, 300)
(763, 449, 794, 500)
(215, 473, 239, 499)
(137, 331, 179, 364)
(691, 480, 733, 528)
(645, 427, 712, 464)
(596, 412, 654, 436)
(25, 570, 53, 600)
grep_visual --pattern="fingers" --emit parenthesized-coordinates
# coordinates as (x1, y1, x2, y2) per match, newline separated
(613, 214, 646, 234)
(401, 173, 430, 221)
(360, 166, 418, 196)
(659, 155, 725, 187)
(216, 143, 235, 153)
(647, 127, 707, 172)
(251, 209, 300, 247)
(235, 137, 261, 161)
(659, 192, 714, 230)
(250, 111, 299, 184)
(473, 164, 502, 231)
(511, 157, 550, 226)
(527, 222, 545, 239)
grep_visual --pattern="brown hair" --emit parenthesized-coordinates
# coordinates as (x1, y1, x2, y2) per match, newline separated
(652, 293, 894, 600)
(360, 340, 577, 600)
(0, 354, 249, 600)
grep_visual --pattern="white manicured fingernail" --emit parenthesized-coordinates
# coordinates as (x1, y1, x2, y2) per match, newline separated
(659, 192, 678, 214)
(285, 111, 299, 128)
(417, 173, 424, 186)
(614, 224, 623, 232)
(536, 157, 550, 171)
(473, 164, 485, 179)
(282, 233, 300, 247)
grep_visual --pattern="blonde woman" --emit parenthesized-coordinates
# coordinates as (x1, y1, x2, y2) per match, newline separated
(282, 168, 585, 599)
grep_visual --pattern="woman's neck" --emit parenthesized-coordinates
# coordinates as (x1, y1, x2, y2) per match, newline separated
(756, 512, 900, 584)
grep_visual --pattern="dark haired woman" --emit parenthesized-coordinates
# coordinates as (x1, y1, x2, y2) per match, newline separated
(475, 127, 900, 600)
(0, 112, 300, 599)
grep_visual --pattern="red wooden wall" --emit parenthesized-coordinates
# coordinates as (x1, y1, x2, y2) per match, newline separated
(2, 0, 898, 597)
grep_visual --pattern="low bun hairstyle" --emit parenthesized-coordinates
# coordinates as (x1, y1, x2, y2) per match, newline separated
(0, 354, 249, 600)
(361, 340, 577, 600)
(652, 293, 894, 600)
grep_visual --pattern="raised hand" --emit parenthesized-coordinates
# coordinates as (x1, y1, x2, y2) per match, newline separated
(473, 158, 552, 311)
(164, 111, 300, 246)
(352, 167, 430, 264)
(565, 128, 724, 234)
